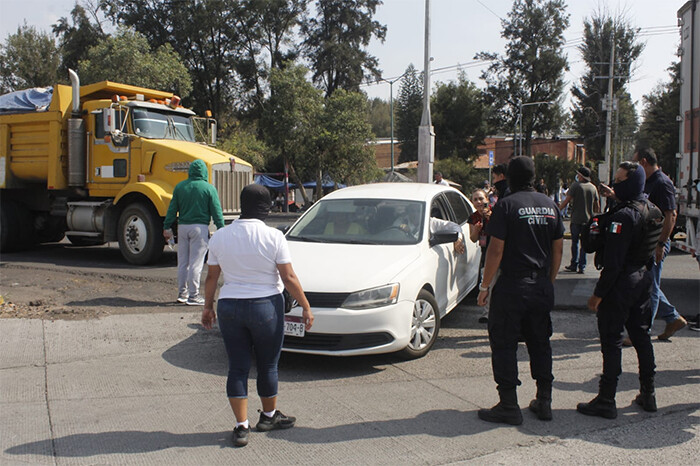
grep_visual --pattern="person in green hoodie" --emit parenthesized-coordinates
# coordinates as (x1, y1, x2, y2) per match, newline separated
(163, 159, 225, 305)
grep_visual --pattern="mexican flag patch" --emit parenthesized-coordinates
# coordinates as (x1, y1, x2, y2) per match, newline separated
(610, 222, 622, 234)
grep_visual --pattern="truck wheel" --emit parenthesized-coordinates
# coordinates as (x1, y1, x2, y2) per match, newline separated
(117, 202, 164, 265)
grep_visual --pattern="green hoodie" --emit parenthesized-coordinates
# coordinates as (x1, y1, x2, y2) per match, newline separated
(163, 159, 225, 229)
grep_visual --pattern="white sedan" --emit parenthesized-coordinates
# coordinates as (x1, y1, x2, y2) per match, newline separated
(282, 183, 481, 359)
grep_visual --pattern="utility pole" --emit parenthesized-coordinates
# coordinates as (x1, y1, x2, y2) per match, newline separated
(417, 0, 434, 183)
(601, 36, 615, 186)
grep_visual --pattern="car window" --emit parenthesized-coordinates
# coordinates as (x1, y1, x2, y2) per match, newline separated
(430, 197, 451, 221)
(444, 191, 472, 224)
(287, 198, 425, 245)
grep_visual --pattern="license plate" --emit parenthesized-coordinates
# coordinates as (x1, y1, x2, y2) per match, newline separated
(284, 315, 305, 337)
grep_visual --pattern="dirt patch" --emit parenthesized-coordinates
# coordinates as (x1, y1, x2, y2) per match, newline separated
(1, 264, 185, 320)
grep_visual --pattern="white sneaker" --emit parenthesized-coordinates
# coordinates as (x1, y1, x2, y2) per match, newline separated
(186, 296, 205, 306)
(176, 295, 188, 304)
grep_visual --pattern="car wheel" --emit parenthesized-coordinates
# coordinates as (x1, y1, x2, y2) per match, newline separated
(398, 289, 441, 359)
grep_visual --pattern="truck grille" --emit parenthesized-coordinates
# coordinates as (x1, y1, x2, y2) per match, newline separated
(211, 165, 253, 215)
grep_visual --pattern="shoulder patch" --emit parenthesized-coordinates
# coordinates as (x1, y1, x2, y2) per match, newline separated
(609, 222, 622, 234)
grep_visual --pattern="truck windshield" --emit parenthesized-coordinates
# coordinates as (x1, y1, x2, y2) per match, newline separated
(131, 108, 195, 142)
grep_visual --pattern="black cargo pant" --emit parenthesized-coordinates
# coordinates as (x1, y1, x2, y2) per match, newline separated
(488, 272, 555, 391)
(596, 267, 655, 398)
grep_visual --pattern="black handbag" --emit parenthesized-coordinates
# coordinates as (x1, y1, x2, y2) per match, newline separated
(282, 289, 296, 313)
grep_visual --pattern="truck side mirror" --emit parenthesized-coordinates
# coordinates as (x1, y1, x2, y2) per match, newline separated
(103, 108, 116, 133)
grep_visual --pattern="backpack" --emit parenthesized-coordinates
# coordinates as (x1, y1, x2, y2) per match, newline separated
(581, 199, 664, 270)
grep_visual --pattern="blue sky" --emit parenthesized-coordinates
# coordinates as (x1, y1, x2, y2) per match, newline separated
(0, 0, 683, 112)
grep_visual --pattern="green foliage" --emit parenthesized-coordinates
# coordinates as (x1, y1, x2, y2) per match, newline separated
(533, 153, 579, 195)
(219, 124, 275, 171)
(77, 28, 192, 97)
(395, 64, 422, 163)
(302, 0, 386, 97)
(637, 62, 681, 173)
(434, 157, 485, 195)
(320, 89, 380, 185)
(476, 0, 569, 154)
(431, 73, 490, 162)
(262, 64, 324, 182)
(53, 3, 106, 78)
(367, 97, 391, 138)
(0, 24, 60, 93)
(571, 10, 643, 161)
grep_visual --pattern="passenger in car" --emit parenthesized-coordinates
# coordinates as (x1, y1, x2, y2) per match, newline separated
(324, 212, 367, 235)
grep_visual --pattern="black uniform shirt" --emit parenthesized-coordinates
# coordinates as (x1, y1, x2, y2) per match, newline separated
(594, 204, 645, 298)
(486, 190, 564, 275)
(644, 169, 676, 212)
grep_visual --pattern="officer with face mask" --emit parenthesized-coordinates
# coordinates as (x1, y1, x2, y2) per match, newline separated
(578, 161, 661, 419)
(477, 156, 564, 425)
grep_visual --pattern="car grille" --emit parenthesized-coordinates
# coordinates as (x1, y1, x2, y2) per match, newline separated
(304, 292, 350, 308)
(283, 332, 394, 351)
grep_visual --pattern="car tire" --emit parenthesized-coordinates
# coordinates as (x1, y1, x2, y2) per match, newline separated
(398, 289, 441, 360)
(117, 202, 164, 265)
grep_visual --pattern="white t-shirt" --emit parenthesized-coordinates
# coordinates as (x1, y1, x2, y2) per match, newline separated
(207, 219, 291, 299)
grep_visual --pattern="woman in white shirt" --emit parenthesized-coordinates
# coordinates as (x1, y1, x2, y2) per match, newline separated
(202, 184, 313, 447)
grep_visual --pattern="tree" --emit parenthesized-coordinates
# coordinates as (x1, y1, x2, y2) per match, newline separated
(219, 123, 275, 171)
(261, 64, 324, 204)
(302, 0, 386, 97)
(0, 24, 61, 93)
(53, 2, 106, 77)
(395, 64, 422, 163)
(77, 28, 192, 97)
(319, 89, 379, 187)
(637, 62, 681, 173)
(571, 10, 644, 162)
(434, 157, 484, 194)
(367, 97, 391, 137)
(431, 73, 490, 162)
(476, 0, 569, 155)
(533, 153, 578, 196)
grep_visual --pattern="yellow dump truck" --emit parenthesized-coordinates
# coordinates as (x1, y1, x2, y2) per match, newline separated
(0, 70, 253, 264)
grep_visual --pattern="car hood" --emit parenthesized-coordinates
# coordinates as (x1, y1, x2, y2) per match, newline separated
(287, 242, 420, 293)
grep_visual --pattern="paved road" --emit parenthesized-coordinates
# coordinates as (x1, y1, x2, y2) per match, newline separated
(1, 232, 698, 464)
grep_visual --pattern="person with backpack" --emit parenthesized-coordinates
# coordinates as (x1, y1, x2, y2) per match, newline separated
(577, 161, 663, 419)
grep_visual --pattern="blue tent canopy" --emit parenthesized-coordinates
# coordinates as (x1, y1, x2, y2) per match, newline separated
(254, 174, 287, 190)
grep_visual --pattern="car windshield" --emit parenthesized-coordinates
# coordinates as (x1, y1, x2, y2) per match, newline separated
(287, 199, 425, 245)
(131, 108, 196, 141)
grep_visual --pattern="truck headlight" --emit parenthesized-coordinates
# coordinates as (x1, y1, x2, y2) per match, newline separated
(342, 284, 400, 310)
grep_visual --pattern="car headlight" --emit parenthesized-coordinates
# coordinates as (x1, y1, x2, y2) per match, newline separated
(342, 284, 400, 310)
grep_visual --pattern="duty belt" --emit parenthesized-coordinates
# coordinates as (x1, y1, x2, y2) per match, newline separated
(502, 268, 547, 279)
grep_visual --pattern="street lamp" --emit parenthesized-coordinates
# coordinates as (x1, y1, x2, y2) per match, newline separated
(518, 100, 553, 157)
(381, 71, 408, 173)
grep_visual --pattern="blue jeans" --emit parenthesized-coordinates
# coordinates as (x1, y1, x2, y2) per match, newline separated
(649, 240, 681, 324)
(569, 223, 587, 271)
(217, 294, 284, 398)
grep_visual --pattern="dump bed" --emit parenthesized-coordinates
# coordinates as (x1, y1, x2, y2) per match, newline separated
(0, 85, 73, 189)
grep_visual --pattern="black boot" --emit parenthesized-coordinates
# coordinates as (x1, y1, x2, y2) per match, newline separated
(577, 381, 617, 419)
(528, 381, 552, 421)
(634, 378, 657, 412)
(478, 388, 523, 425)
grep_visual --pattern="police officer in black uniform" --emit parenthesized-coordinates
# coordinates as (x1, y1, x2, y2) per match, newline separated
(577, 161, 660, 418)
(477, 156, 564, 425)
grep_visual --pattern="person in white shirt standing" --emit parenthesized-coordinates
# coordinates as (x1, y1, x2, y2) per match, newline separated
(434, 171, 449, 186)
(201, 184, 313, 447)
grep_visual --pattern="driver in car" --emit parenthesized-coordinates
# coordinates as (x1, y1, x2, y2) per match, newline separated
(395, 204, 466, 254)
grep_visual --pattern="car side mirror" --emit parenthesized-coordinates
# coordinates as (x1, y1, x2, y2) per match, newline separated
(429, 231, 458, 247)
(277, 225, 290, 234)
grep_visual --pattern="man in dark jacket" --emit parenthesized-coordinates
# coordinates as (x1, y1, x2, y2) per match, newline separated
(164, 159, 225, 305)
(578, 161, 659, 419)
(477, 156, 564, 425)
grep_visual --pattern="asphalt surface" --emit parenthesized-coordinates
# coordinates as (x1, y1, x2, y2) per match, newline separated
(1, 221, 699, 465)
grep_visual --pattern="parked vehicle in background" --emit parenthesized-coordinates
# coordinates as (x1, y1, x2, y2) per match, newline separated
(282, 183, 480, 359)
(675, 1, 700, 256)
(0, 70, 253, 264)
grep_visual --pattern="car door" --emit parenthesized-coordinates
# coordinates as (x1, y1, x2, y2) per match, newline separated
(443, 191, 479, 303)
(88, 108, 130, 194)
(428, 195, 459, 314)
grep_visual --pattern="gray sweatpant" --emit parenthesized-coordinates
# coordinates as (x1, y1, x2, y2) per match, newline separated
(177, 224, 209, 299)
